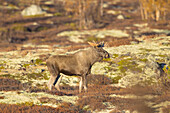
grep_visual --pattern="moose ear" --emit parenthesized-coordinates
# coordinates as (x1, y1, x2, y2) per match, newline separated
(97, 42, 104, 47)
(88, 42, 98, 47)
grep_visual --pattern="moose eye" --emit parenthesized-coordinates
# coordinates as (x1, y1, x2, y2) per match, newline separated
(97, 48, 104, 52)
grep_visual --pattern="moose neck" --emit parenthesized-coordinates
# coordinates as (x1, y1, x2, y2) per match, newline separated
(90, 47, 103, 65)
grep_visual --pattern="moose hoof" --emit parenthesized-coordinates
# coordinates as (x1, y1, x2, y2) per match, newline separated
(55, 85, 61, 92)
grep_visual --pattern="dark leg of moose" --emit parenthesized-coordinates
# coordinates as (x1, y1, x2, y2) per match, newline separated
(54, 74, 63, 91)
(53, 74, 61, 86)
(46, 62, 59, 91)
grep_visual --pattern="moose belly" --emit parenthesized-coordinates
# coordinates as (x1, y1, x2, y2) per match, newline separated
(60, 69, 81, 76)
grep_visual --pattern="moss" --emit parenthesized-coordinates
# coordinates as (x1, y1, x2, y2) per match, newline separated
(36, 26, 48, 32)
(17, 102, 34, 106)
(104, 66, 112, 71)
(103, 58, 112, 62)
(86, 36, 101, 42)
(140, 77, 156, 85)
(0, 74, 14, 78)
(0, 66, 5, 70)
(23, 63, 31, 68)
(12, 25, 27, 32)
(54, 12, 63, 16)
(112, 76, 122, 83)
(158, 54, 167, 58)
(27, 72, 49, 80)
(139, 58, 148, 63)
(140, 48, 155, 52)
(117, 58, 133, 66)
(118, 66, 127, 74)
(112, 54, 119, 58)
(0, 27, 7, 32)
(117, 58, 142, 74)
(27, 73, 43, 80)
(35, 59, 43, 65)
(43, 73, 49, 80)
(65, 22, 77, 29)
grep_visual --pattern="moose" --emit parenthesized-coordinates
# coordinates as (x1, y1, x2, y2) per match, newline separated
(46, 42, 110, 93)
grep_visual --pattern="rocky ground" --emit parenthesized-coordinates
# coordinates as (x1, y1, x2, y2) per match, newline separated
(0, 0, 170, 113)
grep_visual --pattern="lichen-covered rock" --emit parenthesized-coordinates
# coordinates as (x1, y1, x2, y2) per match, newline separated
(21, 5, 46, 16)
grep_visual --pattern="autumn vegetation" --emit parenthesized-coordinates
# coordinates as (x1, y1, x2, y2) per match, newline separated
(139, 0, 170, 21)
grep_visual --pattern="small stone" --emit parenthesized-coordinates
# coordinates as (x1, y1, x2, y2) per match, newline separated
(117, 15, 124, 19)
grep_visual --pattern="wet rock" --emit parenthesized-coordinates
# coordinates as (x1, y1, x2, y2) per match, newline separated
(21, 5, 46, 16)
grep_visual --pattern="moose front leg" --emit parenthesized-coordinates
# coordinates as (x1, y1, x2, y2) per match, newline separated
(83, 75, 88, 92)
(47, 75, 56, 91)
(79, 74, 88, 93)
(79, 76, 83, 93)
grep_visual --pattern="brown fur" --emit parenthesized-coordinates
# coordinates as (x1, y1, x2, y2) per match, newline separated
(46, 45, 110, 93)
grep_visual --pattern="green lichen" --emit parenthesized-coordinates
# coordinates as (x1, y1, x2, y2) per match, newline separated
(86, 36, 101, 42)
(35, 59, 43, 65)
(112, 76, 122, 83)
(103, 58, 112, 62)
(27, 73, 43, 80)
(23, 63, 31, 68)
(27, 72, 49, 80)
(54, 12, 63, 16)
(112, 54, 119, 58)
(0, 74, 14, 78)
(17, 101, 34, 106)
(65, 22, 77, 29)
(158, 54, 167, 58)
(0, 66, 5, 69)
(140, 48, 155, 52)
(12, 25, 27, 32)
(36, 26, 48, 32)
(117, 58, 142, 75)
(139, 58, 148, 63)
(104, 66, 112, 71)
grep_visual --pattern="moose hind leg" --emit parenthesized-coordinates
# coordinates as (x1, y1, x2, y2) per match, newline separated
(54, 74, 63, 91)
(46, 62, 59, 91)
